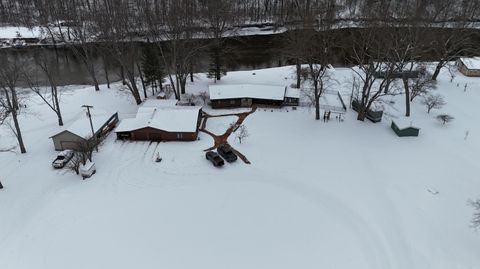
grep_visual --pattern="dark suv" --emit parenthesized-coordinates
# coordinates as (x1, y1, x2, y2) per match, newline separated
(206, 151, 225, 167)
(217, 145, 237, 163)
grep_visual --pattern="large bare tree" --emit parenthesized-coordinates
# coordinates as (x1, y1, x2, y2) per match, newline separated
(23, 49, 64, 126)
(0, 55, 27, 153)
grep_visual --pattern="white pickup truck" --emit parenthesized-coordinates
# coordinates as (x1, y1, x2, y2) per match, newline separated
(52, 150, 74, 169)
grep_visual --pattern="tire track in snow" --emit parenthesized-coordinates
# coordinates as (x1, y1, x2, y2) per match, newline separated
(237, 168, 395, 269)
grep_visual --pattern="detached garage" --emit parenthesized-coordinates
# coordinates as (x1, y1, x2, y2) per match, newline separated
(50, 111, 118, 151)
(458, 57, 480, 77)
(115, 105, 202, 141)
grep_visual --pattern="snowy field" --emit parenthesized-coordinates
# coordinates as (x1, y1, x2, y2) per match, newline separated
(1, 65, 480, 269)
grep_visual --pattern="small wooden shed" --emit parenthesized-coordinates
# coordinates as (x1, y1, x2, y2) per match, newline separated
(458, 57, 480, 77)
(391, 120, 420, 137)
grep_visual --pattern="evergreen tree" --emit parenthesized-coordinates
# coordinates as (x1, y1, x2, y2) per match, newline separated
(207, 42, 227, 82)
(141, 45, 165, 93)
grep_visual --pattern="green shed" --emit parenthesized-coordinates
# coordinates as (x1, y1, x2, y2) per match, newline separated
(391, 120, 420, 137)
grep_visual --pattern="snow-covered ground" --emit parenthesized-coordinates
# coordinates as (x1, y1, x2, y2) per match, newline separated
(0, 65, 480, 269)
(0, 26, 42, 39)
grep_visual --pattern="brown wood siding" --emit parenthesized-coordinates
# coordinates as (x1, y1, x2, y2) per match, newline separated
(459, 61, 480, 77)
(211, 98, 243, 109)
(116, 110, 201, 142)
(130, 127, 197, 141)
(251, 98, 284, 107)
(211, 98, 284, 108)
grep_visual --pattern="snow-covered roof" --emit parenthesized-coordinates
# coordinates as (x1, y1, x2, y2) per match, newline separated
(285, 87, 300, 99)
(80, 160, 95, 172)
(460, 57, 480, 70)
(209, 84, 287, 101)
(393, 118, 419, 129)
(142, 99, 178, 108)
(0, 26, 41, 39)
(52, 109, 116, 139)
(115, 106, 202, 133)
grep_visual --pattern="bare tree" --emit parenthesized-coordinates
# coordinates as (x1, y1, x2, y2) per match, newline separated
(67, 152, 84, 175)
(437, 114, 454, 125)
(422, 94, 446, 114)
(24, 50, 64, 126)
(198, 91, 209, 105)
(349, 27, 400, 121)
(0, 55, 27, 153)
(409, 66, 436, 101)
(96, 1, 143, 104)
(66, 139, 97, 175)
(235, 125, 249, 144)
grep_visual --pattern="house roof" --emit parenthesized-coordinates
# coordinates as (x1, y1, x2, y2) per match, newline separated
(141, 99, 178, 108)
(285, 87, 300, 99)
(393, 119, 420, 130)
(209, 84, 287, 101)
(115, 106, 202, 133)
(460, 57, 480, 70)
(51, 109, 116, 139)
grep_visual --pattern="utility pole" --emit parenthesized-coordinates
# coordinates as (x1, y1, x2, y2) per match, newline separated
(82, 105, 95, 138)
(82, 105, 98, 152)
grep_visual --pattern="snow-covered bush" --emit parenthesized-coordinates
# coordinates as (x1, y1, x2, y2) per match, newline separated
(437, 114, 454, 125)
(235, 125, 249, 144)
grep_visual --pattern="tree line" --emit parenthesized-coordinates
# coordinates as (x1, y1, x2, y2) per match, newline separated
(2, 0, 480, 154)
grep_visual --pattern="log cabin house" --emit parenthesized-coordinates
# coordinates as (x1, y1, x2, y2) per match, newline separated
(209, 84, 299, 109)
(115, 100, 202, 141)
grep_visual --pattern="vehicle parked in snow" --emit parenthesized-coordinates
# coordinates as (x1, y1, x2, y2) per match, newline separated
(80, 161, 96, 179)
(52, 150, 74, 168)
(12, 39, 26, 48)
(206, 151, 224, 167)
(217, 145, 237, 163)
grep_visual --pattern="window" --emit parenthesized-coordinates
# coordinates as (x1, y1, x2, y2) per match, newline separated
(177, 133, 183, 139)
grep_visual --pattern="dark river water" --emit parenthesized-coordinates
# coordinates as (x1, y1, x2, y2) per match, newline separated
(2, 34, 296, 87)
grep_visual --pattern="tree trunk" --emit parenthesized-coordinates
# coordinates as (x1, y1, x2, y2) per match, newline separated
(88, 65, 100, 91)
(296, 59, 301, 88)
(129, 83, 142, 105)
(137, 62, 148, 99)
(10, 104, 26, 153)
(126, 71, 142, 105)
(314, 82, 320, 120)
(431, 61, 444, 81)
(92, 75, 100, 91)
(357, 106, 367, 121)
(103, 57, 110, 89)
(11, 89, 19, 111)
(403, 78, 411, 117)
(53, 87, 63, 126)
(180, 76, 187, 95)
(215, 47, 221, 81)
(5, 89, 26, 153)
